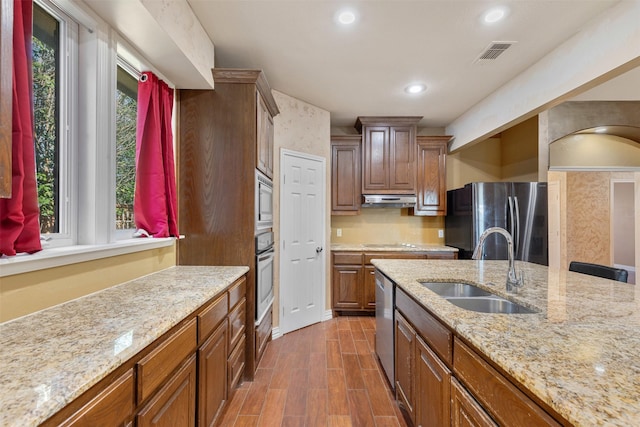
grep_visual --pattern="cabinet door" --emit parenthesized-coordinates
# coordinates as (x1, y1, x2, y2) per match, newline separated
(416, 336, 451, 427)
(331, 137, 361, 214)
(389, 126, 416, 191)
(58, 370, 134, 427)
(137, 355, 197, 427)
(256, 93, 273, 179)
(451, 378, 497, 427)
(332, 265, 364, 309)
(198, 320, 228, 427)
(363, 266, 377, 310)
(395, 310, 415, 423)
(415, 138, 447, 216)
(362, 126, 390, 192)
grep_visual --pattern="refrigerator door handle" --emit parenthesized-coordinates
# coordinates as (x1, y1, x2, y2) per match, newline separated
(514, 196, 521, 254)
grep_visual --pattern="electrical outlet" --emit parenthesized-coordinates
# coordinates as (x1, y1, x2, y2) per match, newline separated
(438, 229, 444, 238)
(337, 228, 342, 237)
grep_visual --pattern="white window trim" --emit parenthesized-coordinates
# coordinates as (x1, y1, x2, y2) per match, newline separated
(0, 238, 176, 277)
(1, 1, 182, 276)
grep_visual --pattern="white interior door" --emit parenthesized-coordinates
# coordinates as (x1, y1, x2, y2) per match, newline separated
(280, 150, 326, 334)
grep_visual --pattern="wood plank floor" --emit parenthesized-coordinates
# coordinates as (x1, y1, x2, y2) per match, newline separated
(218, 316, 409, 427)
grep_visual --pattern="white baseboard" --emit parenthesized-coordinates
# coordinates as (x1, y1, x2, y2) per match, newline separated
(272, 310, 333, 340)
(271, 326, 283, 340)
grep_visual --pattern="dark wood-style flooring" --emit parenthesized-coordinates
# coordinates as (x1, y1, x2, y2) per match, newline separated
(218, 316, 409, 427)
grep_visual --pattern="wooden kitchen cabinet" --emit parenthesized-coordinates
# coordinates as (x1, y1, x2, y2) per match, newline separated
(331, 136, 361, 215)
(393, 286, 563, 427)
(257, 92, 274, 179)
(179, 69, 279, 381)
(198, 320, 228, 427)
(57, 370, 134, 427)
(42, 275, 247, 427)
(395, 310, 416, 424)
(355, 116, 422, 194)
(137, 355, 197, 427)
(416, 335, 451, 427)
(451, 377, 497, 427)
(413, 136, 449, 216)
(332, 250, 454, 314)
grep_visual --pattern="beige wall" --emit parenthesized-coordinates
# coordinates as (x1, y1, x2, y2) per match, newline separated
(550, 134, 640, 168)
(447, 117, 539, 189)
(501, 116, 539, 181)
(331, 209, 444, 244)
(0, 244, 176, 322)
(272, 90, 331, 327)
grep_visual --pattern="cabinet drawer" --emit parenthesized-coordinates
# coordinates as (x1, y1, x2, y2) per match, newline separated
(228, 298, 246, 353)
(396, 288, 452, 366)
(58, 369, 134, 427)
(364, 252, 427, 264)
(137, 318, 197, 403)
(228, 277, 246, 311)
(228, 335, 246, 393)
(255, 307, 272, 364)
(453, 338, 561, 427)
(198, 293, 228, 343)
(333, 252, 363, 265)
(426, 251, 457, 260)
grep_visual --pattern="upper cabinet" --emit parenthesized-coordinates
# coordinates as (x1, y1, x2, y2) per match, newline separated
(413, 136, 450, 216)
(256, 92, 274, 178)
(355, 116, 422, 195)
(0, 0, 13, 198)
(331, 135, 361, 215)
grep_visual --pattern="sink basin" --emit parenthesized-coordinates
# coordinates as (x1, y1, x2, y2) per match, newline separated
(420, 281, 493, 298)
(445, 297, 538, 314)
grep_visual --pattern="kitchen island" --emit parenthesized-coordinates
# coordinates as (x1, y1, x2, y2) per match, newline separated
(0, 265, 249, 427)
(373, 259, 640, 426)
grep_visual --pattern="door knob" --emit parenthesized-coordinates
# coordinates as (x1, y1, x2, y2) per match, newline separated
(316, 247, 323, 253)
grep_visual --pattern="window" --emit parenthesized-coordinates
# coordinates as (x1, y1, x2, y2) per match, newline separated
(32, 0, 77, 244)
(116, 64, 138, 232)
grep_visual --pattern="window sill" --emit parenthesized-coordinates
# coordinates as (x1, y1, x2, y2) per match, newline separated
(0, 238, 176, 277)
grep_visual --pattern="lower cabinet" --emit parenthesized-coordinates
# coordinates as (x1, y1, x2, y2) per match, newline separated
(137, 355, 197, 427)
(332, 251, 456, 313)
(394, 286, 562, 427)
(42, 275, 247, 427)
(451, 378, 497, 427)
(198, 320, 228, 427)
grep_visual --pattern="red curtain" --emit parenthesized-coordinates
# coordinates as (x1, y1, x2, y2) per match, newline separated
(0, 0, 42, 256)
(133, 71, 179, 238)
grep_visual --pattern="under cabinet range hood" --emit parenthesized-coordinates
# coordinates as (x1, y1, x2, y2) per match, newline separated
(361, 195, 417, 208)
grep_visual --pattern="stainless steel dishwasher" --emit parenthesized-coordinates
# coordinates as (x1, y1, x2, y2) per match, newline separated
(375, 270, 394, 389)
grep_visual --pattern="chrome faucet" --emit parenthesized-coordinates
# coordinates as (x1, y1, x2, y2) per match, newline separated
(472, 227, 523, 293)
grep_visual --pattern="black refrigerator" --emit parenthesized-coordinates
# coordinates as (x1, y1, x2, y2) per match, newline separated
(445, 182, 548, 265)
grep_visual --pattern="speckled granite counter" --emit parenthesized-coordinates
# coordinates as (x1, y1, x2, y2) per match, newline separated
(0, 266, 249, 427)
(372, 259, 640, 427)
(331, 242, 458, 252)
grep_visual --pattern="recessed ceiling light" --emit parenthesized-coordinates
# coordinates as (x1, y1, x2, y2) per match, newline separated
(483, 7, 508, 24)
(405, 84, 427, 94)
(337, 10, 357, 25)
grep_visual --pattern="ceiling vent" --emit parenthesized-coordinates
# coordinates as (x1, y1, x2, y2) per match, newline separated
(474, 41, 516, 63)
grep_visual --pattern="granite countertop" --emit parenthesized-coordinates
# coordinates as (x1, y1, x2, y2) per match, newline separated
(0, 266, 249, 427)
(331, 242, 458, 252)
(372, 259, 640, 427)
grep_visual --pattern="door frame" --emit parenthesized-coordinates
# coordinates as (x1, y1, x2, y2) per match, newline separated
(278, 148, 327, 335)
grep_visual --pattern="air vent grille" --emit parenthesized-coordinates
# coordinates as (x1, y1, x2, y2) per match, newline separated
(475, 41, 516, 63)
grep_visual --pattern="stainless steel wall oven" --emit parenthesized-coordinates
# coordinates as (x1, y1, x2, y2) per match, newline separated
(255, 170, 273, 231)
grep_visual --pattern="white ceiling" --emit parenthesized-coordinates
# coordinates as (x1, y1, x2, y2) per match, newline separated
(185, 0, 631, 129)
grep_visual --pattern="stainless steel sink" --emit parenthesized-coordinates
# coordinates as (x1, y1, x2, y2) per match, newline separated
(420, 281, 493, 297)
(445, 297, 538, 314)
(420, 281, 538, 314)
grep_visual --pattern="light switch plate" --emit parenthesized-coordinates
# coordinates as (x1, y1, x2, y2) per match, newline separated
(438, 229, 444, 238)
(337, 228, 342, 237)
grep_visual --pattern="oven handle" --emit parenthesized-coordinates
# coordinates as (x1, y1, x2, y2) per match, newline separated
(258, 249, 275, 262)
